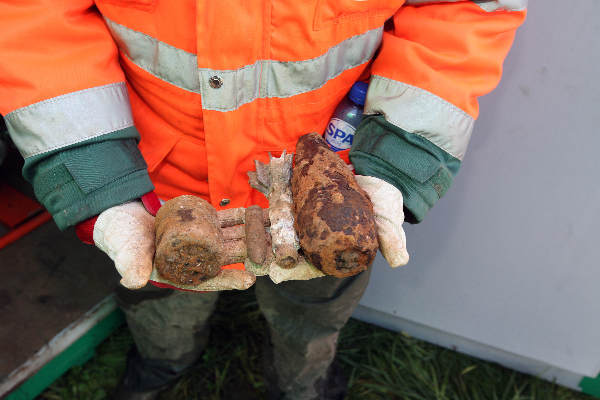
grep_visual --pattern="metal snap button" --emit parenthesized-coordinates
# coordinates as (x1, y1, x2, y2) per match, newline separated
(209, 76, 223, 89)
(219, 198, 230, 206)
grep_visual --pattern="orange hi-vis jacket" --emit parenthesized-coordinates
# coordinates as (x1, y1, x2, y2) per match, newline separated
(0, 1, 526, 225)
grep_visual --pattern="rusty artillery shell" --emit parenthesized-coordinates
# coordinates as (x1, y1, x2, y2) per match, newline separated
(291, 133, 378, 277)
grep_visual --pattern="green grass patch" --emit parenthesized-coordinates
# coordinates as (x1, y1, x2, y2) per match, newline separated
(40, 289, 593, 400)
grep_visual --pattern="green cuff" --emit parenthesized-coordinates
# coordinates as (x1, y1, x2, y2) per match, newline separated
(349, 115, 461, 223)
(23, 127, 154, 230)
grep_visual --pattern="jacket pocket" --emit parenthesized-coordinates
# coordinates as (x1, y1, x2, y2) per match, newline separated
(313, 0, 401, 30)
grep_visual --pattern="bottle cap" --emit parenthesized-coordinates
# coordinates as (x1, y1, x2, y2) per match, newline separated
(348, 81, 368, 106)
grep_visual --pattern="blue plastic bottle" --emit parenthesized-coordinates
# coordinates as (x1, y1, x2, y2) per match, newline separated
(324, 82, 368, 152)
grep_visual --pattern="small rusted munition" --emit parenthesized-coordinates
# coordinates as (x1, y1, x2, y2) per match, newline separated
(154, 195, 225, 285)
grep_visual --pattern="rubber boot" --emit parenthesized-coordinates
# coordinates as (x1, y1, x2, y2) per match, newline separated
(264, 356, 349, 400)
(112, 348, 189, 400)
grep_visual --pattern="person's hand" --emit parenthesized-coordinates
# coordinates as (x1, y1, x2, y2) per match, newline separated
(78, 194, 253, 292)
(92, 201, 156, 289)
(354, 175, 409, 267)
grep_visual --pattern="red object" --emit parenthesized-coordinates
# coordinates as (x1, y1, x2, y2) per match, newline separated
(0, 183, 43, 228)
(0, 183, 51, 249)
(149, 280, 200, 292)
(75, 215, 98, 245)
(141, 191, 161, 216)
(0, 210, 52, 249)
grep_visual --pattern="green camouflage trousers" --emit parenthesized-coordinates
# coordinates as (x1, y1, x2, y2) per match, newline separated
(116, 270, 372, 400)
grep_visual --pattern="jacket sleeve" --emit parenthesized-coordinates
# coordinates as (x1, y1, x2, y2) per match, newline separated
(0, 0, 153, 230)
(350, 0, 527, 223)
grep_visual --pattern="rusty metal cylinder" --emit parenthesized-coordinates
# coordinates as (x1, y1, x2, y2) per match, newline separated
(245, 205, 269, 265)
(154, 195, 224, 285)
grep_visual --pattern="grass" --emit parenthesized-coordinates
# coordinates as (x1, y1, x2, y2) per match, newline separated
(40, 289, 594, 400)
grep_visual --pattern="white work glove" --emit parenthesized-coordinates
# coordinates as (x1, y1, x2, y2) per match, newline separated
(93, 201, 156, 289)
(354, 175, 410, 267)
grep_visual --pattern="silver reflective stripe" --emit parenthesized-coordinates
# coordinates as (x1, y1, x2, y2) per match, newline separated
(365, 75, 474, 161)
(104, 19, 201, 93)
(405, 0, 462, 4)
(405, 0, 527, 11)
(199, 27, 383, 111)
(104, 16, 382, 111)
(5, 83, 134, 159)
(472, 0, 527, 11)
